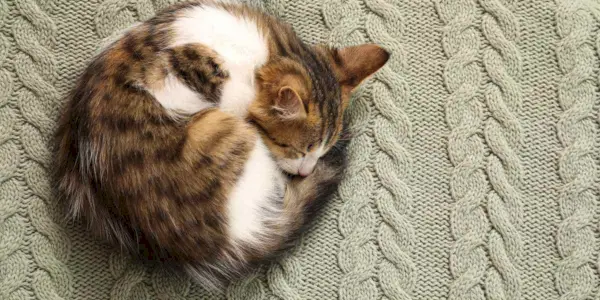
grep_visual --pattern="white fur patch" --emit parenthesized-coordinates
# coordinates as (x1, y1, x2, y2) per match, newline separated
(171, 5, 269, 117)
(226, 138, 286, 246)
(147, 74, 215, 116)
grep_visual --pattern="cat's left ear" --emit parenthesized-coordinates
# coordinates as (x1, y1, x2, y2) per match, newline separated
(273, 86, 307, 120)
(328, 44, 389, 107)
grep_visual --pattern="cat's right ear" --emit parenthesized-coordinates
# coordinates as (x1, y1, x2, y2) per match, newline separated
(273, 86, 307, 120)
(327, 44, 389, 108)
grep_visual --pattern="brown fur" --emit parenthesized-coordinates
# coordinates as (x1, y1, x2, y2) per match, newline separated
(54, 0, 388, 288)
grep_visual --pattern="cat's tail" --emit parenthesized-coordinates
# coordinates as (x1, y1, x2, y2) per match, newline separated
(182, 138, 349, 290)
(282, 137, 349, 238)
(52, 138, 139, 254)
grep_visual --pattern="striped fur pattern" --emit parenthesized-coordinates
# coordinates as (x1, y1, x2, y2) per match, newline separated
(53, 0, 388, 289)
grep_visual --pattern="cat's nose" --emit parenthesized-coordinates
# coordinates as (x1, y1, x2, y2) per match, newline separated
(299, 169, 311, 177)
(298, 157, 317, 177)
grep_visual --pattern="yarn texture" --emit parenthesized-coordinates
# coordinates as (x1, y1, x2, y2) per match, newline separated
(1, 0, 600, 299)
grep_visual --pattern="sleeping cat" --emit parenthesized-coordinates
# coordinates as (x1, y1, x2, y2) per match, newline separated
(54, 0, 388, 288)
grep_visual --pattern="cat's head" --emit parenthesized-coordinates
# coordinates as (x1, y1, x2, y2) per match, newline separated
(248, 44, 389, 176)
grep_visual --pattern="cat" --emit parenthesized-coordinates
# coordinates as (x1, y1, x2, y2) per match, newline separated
(53, 0, 388, 289)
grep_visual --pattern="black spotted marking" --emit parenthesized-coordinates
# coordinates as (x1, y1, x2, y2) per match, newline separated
(144, 24, 161, 52)
(192, 70, 209, 86)
(154, 147, 177, 162)
(114, 117, 133, 132)
(125, 150, 145, 165)
(233, 165, 245, 178)
(204, 214, 221, 229)
(154, 134, 186, 161)
(193, 155, 214, 169)
(175, 178, 220, 205)
(183, 46, 200, 60)
(140, 65, 147, 81)
(123, 33, 144, 61)
(208, 60, 226, 78)
(114, 63, 130, 87)
(157, 209, 168, 222)
(229, 141, 248, 157)
(195, 177, 221, 202)
(102, 115, 139, 132)
(177, 69, 192, 86)
(142, 130, 154, 140)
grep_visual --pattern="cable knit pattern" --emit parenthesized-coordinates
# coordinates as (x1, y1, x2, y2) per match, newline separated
(150, 267, 191, 300)
(95, 0, 156, 39)
(267, 240, 304, 300)
(226, 274, 267, 300)
(324, 1, 379, 300)
(0, 0, 26, 298)
(436, 0, 489, 299)
(10, 0, 73, 299)
(554, 1, 598, 300)
(364, 0, 415, 299)
(109, 252, 150, 300)
(479, 0, 524, 299)
(1, 0, 596, 299)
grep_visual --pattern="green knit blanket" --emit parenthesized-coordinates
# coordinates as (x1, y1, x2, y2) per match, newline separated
(2, 0, 600, 299)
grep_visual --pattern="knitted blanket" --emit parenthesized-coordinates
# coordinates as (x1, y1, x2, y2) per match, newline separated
(2, 0, 600, 299)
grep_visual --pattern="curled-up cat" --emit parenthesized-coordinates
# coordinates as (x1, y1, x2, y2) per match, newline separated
(54, 0, 388, 288)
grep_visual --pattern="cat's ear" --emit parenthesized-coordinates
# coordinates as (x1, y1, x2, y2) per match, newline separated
(330, 44, 389, 105)
(273, 86, 307, 120)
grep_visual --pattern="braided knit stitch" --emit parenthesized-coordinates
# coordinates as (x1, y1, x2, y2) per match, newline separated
(597, 7, 600, 127)
(151, 267, 191, 300)
(12, 0, 73, 299)
(324, 1, 379, 300)
(267, 240, 304, 300)
(95, 0, 156, 39)
(554, 1, 599, 300)
(364, 0, 415, 299)
(109, 252, 150, 300)
(152, 0, 177, 11)
(436, 0, 489, 299)
(226, 274, 267, 300)
(0, 2, 28, 299)
(0, 0, 11, 108)
(480, 0, 524, 299)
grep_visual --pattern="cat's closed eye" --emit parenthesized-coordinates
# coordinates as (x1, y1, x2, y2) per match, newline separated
(307, 139, 322, 151)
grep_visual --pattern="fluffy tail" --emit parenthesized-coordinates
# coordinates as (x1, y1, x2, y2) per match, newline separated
(283, 137, 349, 237)
(182, 137, 349, 289)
